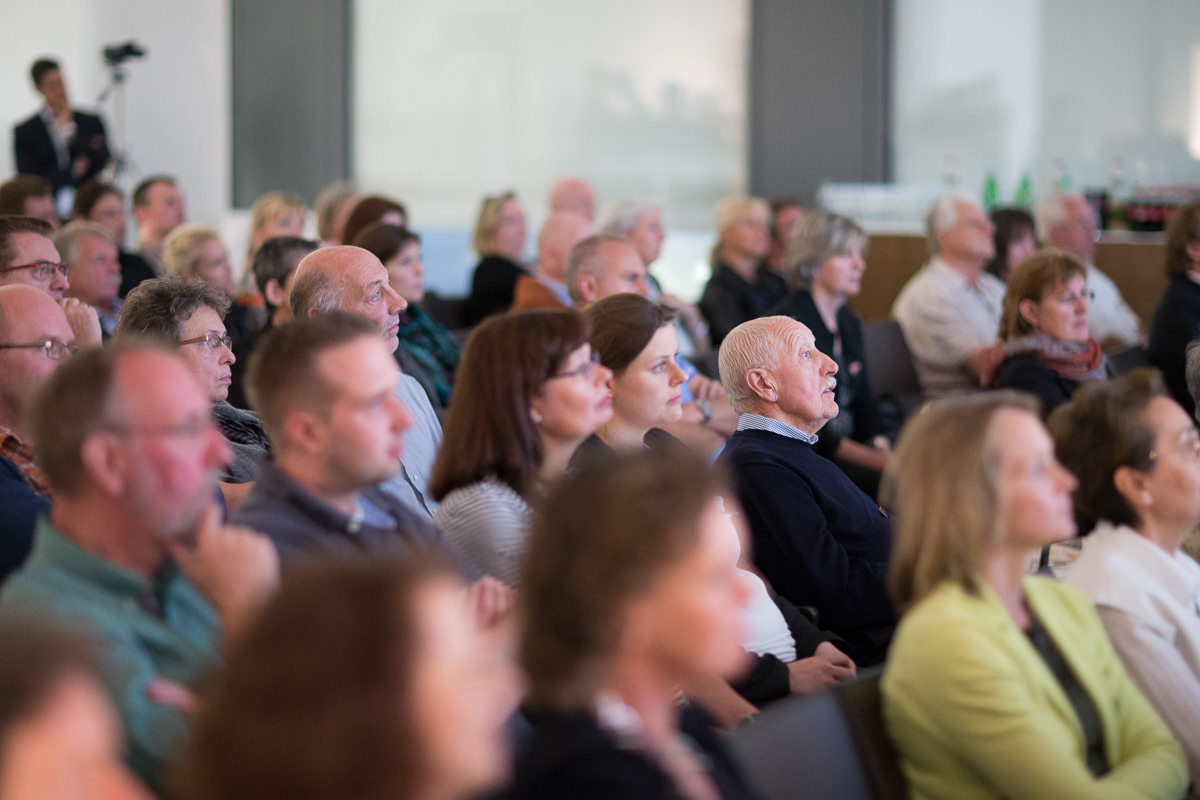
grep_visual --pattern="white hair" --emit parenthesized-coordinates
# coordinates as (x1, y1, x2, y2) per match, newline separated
(718, 316, 800, 414)
(925, 191, 978, 255)
(1033, 192, 1083, 241)
(599, 200, 662, 237)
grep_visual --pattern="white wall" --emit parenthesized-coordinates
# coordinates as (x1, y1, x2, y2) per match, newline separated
(0, 0, 230, 236)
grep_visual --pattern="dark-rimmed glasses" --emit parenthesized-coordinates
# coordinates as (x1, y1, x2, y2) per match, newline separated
(0, 339, 78, 360)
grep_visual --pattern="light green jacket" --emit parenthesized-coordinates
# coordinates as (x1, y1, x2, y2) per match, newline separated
(882, 576, 1187, 800)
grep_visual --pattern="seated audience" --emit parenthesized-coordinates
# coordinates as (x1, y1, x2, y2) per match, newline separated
(764, 196, 804, 290)
(232, 312, 444, 566)
(71, 180, 156, 296)
(132, 175, 185, 275)
(0, 286, 76, 582)
(0, 342, 278, 795)
(882, 391, 1187, 799)
(510, 212, 591, 312)
(768, 210, 890, 489)
(313, 179, 358, 245)
(177, 556, 519, 800)
(114, 277, 269, 500)
(700, 196, 780, 345)
(0, 175, 58, 228)
(1148, 199, 1200, 416)
(244, 191, 306, 270)
(228, 235, 318, 409)
(0, 621, 150, 800)
(985, 206, 1036, 282)
(718, 316, 894, 665)
(430, 309, 611, 585)
(1050, 369, 1200, 782)
(566, 233, 652, 304)
(989, 250, 1107, 417)
(548, 176, 596, 223)
(162, 223, 255, 363)
(0, 215, 101, 347)
(892, 193, 1004, 397)
(356, 223, 460, 410)
(288, 245, 443, 518)
(511, 448, 762, 799)
(466, 191, 529, 324)
(601, 200, 710, 356)
(1036, 192, 1141, 348)
(53, 221, 122, 338)
(340, 194, 407, 251)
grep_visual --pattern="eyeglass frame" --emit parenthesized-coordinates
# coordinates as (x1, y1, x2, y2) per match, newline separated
(178, 331, 233, 351)
(548, 349, 603, 381)
(0, 261, 70, 281)
(0, 338, 79, 360)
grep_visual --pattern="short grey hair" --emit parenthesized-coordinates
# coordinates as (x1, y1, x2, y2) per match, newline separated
(565, 234, 632, 304)
(600, 200, 662, 237)
(1033, 192, 1083, 241)
(718, 316, 800, 414)
(289, 268, 344, 319)
(925, 192, 977, 255)
(51, 221, 113, 266)
(1187, 340, 1200, 422)
(786, 210, 868, 291)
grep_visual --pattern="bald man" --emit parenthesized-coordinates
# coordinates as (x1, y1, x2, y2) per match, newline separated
(718, 316, 894, 666)
(287, 245, 443, 518)
(0, 285, 76, 581)
(548, 176, 596, 223)
(510, 212, 592, 312)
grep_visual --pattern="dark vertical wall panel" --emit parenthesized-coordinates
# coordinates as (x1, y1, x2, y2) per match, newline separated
(749, 0, 890, 202)
(232, 0, 351, 207)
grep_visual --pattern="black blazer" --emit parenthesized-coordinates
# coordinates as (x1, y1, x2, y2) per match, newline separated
(699, 262, 780, 346)
(13, 110, 110, 193)
(466, 254, 528, 325)
(509, 705, 762, 800)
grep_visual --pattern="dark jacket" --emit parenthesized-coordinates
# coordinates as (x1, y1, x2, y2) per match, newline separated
(0, 457, 48, 584)
(1148, 273, 1200, 416)
(467, 254, 528, 325)
(699, 262, 780, 346)
(991, 353, 1081, 419)
(720, 429, 894, 666)
(510, 704, 762, 800)
(118, 249, 157, 299)
(13, 110, 109, 193)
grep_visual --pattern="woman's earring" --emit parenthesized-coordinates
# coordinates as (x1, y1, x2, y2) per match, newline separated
(531, 409, 543, 424)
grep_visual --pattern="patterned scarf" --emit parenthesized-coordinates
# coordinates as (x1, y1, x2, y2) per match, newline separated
(982, 332, 1107, 387)
(0, 427, 51, 499)
(396, 304, 460, 406)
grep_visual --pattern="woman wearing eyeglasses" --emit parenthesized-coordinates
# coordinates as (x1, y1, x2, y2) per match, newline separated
(430, 309, 612, 585)
(987, 250, 1108, 417)
(1051, 369, 1200, 784)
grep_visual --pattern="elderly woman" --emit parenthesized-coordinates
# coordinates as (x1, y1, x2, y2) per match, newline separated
(1048, 369, 1200, 782)
(429, 309, 612, 585)
(465, 191, 529, 325)
(178, 556, 519, 800)
(984, 207, 1037, 282)
(355, 223, 460, 410)
(988, 250, 1107, 417)
(511, 448, 762, 800)
(769, 209, 889, 486)
(699, 196, 782, 345)
(115, 277, 270, 503)
(1148, 200, 1200, 416)
(882, 391, 1187, 799)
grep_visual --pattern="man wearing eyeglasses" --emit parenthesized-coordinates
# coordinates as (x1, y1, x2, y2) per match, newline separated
(0, 215, 102, 347)
(0, 285, 76, 583)
(0, 342, 278, 794)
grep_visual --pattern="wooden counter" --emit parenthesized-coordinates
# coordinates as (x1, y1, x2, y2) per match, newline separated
(850, 232, 1169, 330)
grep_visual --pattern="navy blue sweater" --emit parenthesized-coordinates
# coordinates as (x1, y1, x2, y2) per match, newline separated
(720, 429, 895, 663)
(0, 457, 48, 585)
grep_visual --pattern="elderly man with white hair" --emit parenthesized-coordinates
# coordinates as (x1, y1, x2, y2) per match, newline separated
(891, 192, 1005, 398)
(1036, 192, 1140, 348)
(718, 315, 894, 666)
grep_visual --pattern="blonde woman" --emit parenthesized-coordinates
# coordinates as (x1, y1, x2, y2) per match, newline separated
(244, 191, 307, 270)
(699, 196, 780, 345)
(882, 392, 1186, 799)
(465, 192, 528, 325)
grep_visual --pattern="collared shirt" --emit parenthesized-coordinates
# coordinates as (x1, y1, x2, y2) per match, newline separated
(1085, 263, 1141, 347)
(39, 105, 72, 171)
(0, 425, 50, 498)
(376, 373, 443, 518)
(891, 256, 1005, 398)
(0, 518, 220, 794)
(535, 274, 573, 307)
(736, 412, 820, 445)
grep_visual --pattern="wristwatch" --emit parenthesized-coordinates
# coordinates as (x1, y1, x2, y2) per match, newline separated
(696, 399, 714, 426)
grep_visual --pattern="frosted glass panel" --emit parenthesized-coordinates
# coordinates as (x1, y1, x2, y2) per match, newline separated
(892, 0, 1200, 202)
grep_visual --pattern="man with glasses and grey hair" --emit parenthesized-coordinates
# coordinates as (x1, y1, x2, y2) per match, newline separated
(0, 215, 100, 347)
(0, 284, 77, 582)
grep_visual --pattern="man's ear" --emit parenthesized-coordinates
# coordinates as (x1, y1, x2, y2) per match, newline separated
(80, 433, 126, 496)
(263, 278, 287, 309)
(282, 408, 324, 454)
(744, 367, 776, 404)
(577, 274, 598, 304)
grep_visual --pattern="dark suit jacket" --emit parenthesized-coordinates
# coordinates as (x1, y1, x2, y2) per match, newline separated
(13, 110, 110, 193)
(720, 429, 895, 665)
